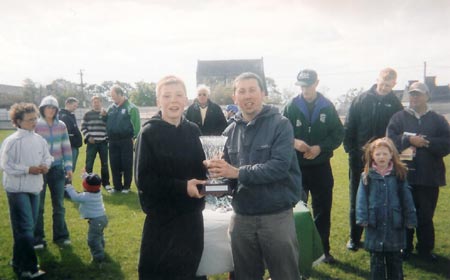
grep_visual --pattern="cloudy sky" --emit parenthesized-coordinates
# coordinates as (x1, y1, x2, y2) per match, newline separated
(1, 0, 449, 99)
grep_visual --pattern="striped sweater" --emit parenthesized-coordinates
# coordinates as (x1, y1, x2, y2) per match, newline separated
(81, 110, 108, 142)
(35, 118, 73, 172)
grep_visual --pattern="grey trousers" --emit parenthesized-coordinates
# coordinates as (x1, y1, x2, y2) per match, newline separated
(229, 209, 301, 280)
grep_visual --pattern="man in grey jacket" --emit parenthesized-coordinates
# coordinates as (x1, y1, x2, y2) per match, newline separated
(205, 72, 303, 279)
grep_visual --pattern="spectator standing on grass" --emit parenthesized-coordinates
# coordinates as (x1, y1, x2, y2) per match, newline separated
(135, 75, 206, 279)
(185, 84, 227, 136)
(387, 82, 450, 262)
(0, 103, 52, 279)
(34, 95, 73, 248)
(356, 138, 416, 280)
(283, 69, 344, 264)
(65, 173, 108, 263)
(59, 97, 83, 174)
(205, 72, 302, 279)
(104, 85, 140, 194)
(81, 96, 112, 191)
(343, 68, 403, 251)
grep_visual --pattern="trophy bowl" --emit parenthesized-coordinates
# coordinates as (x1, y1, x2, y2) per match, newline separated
(200, 135, 231, 196)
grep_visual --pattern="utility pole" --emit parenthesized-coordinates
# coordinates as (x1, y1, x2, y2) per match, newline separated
(423, 61, 427, 82)
(78, 69, 85, 107)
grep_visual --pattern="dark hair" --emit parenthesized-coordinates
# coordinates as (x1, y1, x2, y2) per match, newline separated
(65, 97, 79, 104)
(9, 103, 39, 128)
(233, 72, 265, 94)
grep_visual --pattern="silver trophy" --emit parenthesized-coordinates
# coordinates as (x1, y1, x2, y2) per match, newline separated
(200, 136, 230, 195)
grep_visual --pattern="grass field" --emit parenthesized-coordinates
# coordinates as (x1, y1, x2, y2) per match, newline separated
(0, 129, 449, 280)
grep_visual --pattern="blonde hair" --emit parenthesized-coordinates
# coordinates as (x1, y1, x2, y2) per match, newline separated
(362, 137, 407, 182)
(156, 75, 187, 98)
(91, 95, 101, 102)
(378, 67, 397, 81)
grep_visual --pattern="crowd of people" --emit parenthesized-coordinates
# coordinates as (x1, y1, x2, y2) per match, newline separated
(1, 67, 449, 280)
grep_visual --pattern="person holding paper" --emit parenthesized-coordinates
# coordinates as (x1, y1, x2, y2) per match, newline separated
(387, 82, 450, 262)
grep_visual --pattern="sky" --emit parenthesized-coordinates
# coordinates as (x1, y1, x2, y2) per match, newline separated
(1, 0, 450, 100)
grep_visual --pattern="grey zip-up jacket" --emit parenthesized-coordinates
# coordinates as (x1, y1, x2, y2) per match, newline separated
(223, 105, 303, 215)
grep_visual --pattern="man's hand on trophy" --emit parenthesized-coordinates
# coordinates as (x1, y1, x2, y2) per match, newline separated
(187, 179, 206, 198)
(203, 159, 239, 179)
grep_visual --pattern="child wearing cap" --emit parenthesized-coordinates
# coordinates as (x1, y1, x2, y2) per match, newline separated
(65, 173, 108, 263)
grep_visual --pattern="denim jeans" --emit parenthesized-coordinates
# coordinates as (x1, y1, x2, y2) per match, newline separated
(35, 165, 70, 244)
(85, 141, 110, 187)
(7, 192, 40, 274)
(72, 147, 79, 173)
(87, 215, 108, 261)
(229, 209, 301, 280)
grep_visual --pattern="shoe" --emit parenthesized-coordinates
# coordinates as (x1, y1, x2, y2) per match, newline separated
(419, 252, 438, 263)
(104, 185, 112, 191)
(346, 239, 360, 251)
(33, 242, 46, 250)
(402, 249, 412, 260)
(121, 189, 130, 194)
(20, 270, 46, 279)
(55, 239, 71, 246)
(108, 189, 116, 194)
(323, 253, 336, 264)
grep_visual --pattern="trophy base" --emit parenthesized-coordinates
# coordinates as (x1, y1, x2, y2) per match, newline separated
(202, 182, 231, 196)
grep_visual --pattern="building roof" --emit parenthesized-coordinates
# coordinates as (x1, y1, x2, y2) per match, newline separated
(0, 84, 22, 95)
(196, 58, 267, 92)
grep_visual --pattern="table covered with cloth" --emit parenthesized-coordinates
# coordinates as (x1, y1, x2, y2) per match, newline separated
(196, 203, 323, 277)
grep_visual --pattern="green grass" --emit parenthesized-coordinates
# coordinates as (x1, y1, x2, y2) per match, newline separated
(0, 129, 449, 279)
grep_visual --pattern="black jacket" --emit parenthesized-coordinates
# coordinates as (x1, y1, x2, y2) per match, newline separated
(185, 99, 227, 136)
(134, 113, 206, 221)
(59, 108, 82, 148)
(387, 109, 450, 187)
(344, 85, 403, 157)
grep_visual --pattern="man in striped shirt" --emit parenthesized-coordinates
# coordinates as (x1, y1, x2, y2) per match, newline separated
(81, 96, 111, 191)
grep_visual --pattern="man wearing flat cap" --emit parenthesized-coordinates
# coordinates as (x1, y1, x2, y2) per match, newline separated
(343, 68, 403, 251)
(283, 69, 344, 264)
(387, 81, 450, 262)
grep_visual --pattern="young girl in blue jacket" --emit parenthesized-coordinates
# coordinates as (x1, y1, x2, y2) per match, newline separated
(356, 138, 417, 280)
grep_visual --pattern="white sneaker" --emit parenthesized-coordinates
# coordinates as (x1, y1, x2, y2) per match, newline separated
(104, 185, 112, 191)
(108, 189, 116, 194)
(21, 270, 46, 279)
(121, 189, 130, 194)
(33, 244, 45, 250)
(63, 239, 71, 245)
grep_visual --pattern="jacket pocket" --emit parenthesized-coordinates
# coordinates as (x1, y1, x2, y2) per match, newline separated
(250, 144, 271, 163)
(392, 207, 403, 229)
(368, 207, 377, 228)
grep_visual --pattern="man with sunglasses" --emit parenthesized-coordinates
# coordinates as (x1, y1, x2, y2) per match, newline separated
(185, 85, 227, 136)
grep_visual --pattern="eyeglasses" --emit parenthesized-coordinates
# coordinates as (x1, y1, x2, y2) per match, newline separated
(22, 117, 38, 123)
(198, 93, 207, 97)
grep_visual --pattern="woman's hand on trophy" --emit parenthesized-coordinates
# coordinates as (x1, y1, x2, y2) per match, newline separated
(187, 179, 206, 198)
(203, 159, 239, 179)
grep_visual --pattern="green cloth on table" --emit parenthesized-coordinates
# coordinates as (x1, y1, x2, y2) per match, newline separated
(294, 202, 323, 277)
